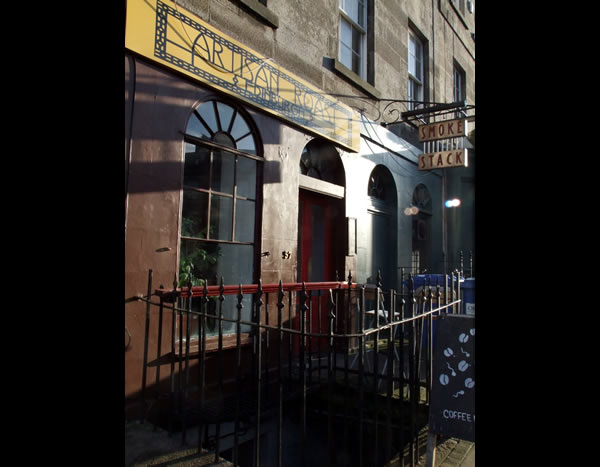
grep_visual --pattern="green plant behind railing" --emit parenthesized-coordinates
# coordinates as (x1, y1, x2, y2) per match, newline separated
(178, 222, 221, 287)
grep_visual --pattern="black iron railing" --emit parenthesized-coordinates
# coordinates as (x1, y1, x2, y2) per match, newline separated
(137, 269, 464, 466)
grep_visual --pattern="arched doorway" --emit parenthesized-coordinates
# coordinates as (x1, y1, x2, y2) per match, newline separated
(297, 139, 346, 283)
(297, 139, 346, 350)
(366, 165, 397, 290)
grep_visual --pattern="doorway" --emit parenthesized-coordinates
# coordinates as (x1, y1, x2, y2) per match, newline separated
(297, 189, 344, 352)
(298, 189, 344, 284)
(296, 138, 346, 353)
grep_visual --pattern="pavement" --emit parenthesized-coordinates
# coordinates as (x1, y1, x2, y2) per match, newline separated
(417, 437, 475, 467)
(125, 421, 474, 466)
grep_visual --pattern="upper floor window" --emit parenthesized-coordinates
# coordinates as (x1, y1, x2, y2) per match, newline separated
(453, 61, 466, 117)
(339, 0, 367, 79)
(453, 62, 466, 103)
(408, 30, 424, 111)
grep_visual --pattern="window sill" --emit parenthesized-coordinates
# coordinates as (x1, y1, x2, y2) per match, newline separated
(237, 0, 279, 29)
(180, 333, 252, 355)
(147, 333, 253, 367)
(330, 58, 381, 99)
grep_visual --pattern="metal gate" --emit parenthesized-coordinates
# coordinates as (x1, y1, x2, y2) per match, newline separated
(137, 269, 464, 466)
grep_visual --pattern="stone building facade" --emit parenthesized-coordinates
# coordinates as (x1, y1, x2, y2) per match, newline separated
(125, 0, 475, 415)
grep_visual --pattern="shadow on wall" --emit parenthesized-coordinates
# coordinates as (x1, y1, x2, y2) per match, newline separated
(126, 159, 282, 194)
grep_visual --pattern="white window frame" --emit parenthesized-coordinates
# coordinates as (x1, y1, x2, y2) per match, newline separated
(453, 63, 465, 103)
(453, 61, 466, 118)
(408, 30, 424, 111)
(338, 0, 367, 79)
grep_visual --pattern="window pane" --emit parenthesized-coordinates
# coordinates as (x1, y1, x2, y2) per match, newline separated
(409, 33, 422, 81)
(211, 150, 235, 194)
(235, 199, 255, 243)
(216, 243, 254, 285)
(217, 102, 235, 132)
(340, 18, 352, 46)
(181, 190, 208, 238)
(211, 243, 254, 334)
(352, 50, 360, 75)
(210, 194, 233, 241)
(340, 19, 353, 68)
(178, 241, 253, 336)
(184, 144, 210, 189)
(237, 156, 257, 199)
(214, 132, 236, 149)
(341, 0, 364, 27)
(347, 0, 358, 24)
(358, 0, 365, 28)
(230, 113, 250, 140)
(197, 102, 219, 133)
(179, 238, 221, 284)
(340, 43, 352, 70)
(351, 27, 362, 74)
(236, 134, 256, 155)
(352, 27, 361, 55)
(186, 114, 212, 140)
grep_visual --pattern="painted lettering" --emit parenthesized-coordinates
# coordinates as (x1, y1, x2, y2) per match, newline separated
(192, 32, 211, 63)
(436, 154, 443, 166)
(447, 121, 455, 134)
(438, 123, 445, 136)
(419, 154, 426, 169)
(420, 126, 426, 140)
(143, 0, 358, 151)
(212, 39, 225, 69)
(255, 66, 270, 95)
(442, 409, 474, 422)
(241, 57, 255, 81)
(455, 151, 463, 165)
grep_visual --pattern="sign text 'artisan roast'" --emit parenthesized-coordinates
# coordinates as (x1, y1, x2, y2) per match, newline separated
(125, 0, 359, 152)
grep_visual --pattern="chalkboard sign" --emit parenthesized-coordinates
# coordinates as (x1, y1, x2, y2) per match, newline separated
(428, 314, 475, 442)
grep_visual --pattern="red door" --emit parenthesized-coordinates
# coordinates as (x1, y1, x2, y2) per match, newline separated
(297, 189, 343, 352)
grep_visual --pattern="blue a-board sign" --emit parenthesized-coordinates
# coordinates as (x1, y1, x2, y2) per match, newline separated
(428, 314, 475, 442)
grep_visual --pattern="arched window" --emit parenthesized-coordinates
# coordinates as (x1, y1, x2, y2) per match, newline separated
(299, 139, 345, 186)
(179, 100, 262, 335)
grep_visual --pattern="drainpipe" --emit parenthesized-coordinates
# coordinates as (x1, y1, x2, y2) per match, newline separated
(125, 55, 136, 243)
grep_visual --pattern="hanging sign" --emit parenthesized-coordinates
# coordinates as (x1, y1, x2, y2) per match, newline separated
(418, 149, 468, 170)
(428, 314, 475, 442)
(125, 0, 360, 152)
(419, 119, 467, 142)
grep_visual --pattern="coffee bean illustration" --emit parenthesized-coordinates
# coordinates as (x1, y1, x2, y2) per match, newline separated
(464, 378, 474, 388)
(458, 360, 469, 372)
(440, 374, 449, 385)
(458, 333, 469, 343)
(443, 347, 454, 357)
(469, 328, 475, 336)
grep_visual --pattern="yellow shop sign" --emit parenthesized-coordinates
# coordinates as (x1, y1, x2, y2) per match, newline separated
(125, 0, 360, 152)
